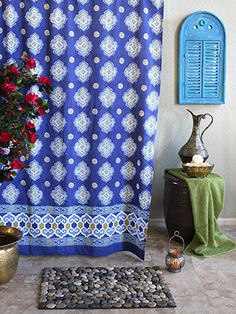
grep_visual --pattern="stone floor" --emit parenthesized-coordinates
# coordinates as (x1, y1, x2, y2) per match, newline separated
(0, 222, 236, 314)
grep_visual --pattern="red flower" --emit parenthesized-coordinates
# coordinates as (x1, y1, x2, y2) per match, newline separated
(1, 82, 17, 95)
(7, 65, 20, 75)
(38, 106, 46, 115)
(0, 132, 12, 143)
(18, 105, 26, 112)
(25, 57, 36, 69)
(10, 160, 24, 170)
(0, 53, 52, 183)
(25, 121, 36, 130)
(28, 132, 37, 143)
(39, 76, 51, 85)
(25, 93, 39, 105)
(6, 172, 13, 180)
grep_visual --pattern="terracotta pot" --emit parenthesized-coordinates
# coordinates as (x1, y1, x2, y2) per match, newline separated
(0, 226, 23, 285)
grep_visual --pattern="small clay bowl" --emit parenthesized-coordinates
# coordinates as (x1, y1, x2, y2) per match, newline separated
(182, 163, 214, 178)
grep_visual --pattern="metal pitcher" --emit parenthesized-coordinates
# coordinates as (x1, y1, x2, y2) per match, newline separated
(179, 109, 214, 163)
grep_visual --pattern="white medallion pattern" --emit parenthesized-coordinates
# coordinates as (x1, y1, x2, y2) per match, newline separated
(74, 10, 92, 31)
(151, 0, 164, 9)
(51, 185, 68, 205)
(26, 33, 43, 55)
(74, 87, 91, 108)
(50, 161, 67, 182)
(25, 7, 42, 29)
(100, 61, 117, 83)
(146, 91, 159, 111)
(148, 65, 161, 86)
(2, 184, 20, 205)
(99, 10, 117, 31)
(99, 87, 116, 108)
(125, 37, 141, 58)
(75, 61, 92, 83)
(50, 112, 66, 133)
(124, 63, 140, 83)
(139, 190, 152, 210)
(50, 87, 66, 107)
(123, 88, 139, 109)
(74, 162, 91, 181)
(98, 186, 113, 205)
(142, 141, 155, 161)
(26, 161, 43, 181)
(121, 162, 136, 180)
(121, 138, 137, 157)
(50, 8, 67, 30)
(122, 114, 137, 133)
(140, 166, 154, 186)
(74, 113, 91, 133)
(3, 5, 19, 28)
(98, 113, 115, 134)
(27, 185, 43, 205)
(74, 137, 90, 157)
(98, 138, 115, 158)
(50, 35, 67, 56)
(128, 0, 140, 7)
(144, 116, 157, 137)
(100, 36, 118, 57)
(50, 137, 67, 158)
(50, 61, 67, 82)
(3, 31, 19, 54)
(149, 40, 162, 61)
(75, 36, 93, 57)
(75, 185, 90, 204)
(119, 184, 135, 203)
(148, 13, 163, 35)
(125, 12, 142, 33)
(98, 162, 114, 182)
(30, 140, 43, 157)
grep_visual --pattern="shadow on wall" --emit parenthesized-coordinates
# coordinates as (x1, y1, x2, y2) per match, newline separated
(150, 19, 184, 219)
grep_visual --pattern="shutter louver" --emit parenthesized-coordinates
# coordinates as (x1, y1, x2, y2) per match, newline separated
(203, 41, 221, 99)
(185, 41, 202, 99)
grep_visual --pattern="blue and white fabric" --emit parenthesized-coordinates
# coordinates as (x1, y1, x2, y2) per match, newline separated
(0, 0, 164, 259)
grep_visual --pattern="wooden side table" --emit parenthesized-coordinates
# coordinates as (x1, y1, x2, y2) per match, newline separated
(164, 171, 195, 244)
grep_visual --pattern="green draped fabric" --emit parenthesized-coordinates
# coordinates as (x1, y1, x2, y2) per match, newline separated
(166, 169, 236, 257)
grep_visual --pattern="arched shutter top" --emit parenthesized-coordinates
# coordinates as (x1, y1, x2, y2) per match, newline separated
(179, 12, 226, 104)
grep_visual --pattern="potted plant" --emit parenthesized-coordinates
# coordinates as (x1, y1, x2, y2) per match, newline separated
(0, 52, 52, 284)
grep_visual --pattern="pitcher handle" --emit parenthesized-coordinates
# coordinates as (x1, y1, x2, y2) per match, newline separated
(168, 230, 185, 252)
(201, 113, 214, 142)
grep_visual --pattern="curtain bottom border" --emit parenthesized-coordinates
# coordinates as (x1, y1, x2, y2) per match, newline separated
(19, 241, 145, 260)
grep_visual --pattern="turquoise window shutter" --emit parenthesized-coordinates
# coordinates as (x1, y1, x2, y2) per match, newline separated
(179, 12, 226, 104)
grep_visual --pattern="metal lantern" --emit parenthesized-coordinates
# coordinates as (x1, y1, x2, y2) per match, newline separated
(165, 230, 185, 273)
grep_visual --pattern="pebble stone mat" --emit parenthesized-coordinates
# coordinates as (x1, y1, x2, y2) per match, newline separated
(39, 266, 176, 310)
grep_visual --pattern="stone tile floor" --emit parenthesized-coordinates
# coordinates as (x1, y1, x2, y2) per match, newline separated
(0, 222, 236, 314)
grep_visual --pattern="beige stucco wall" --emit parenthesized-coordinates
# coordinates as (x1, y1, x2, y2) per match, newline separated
(151, 0, 236, 218)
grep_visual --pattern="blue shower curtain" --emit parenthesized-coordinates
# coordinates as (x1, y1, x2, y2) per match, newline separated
(0, 0, 164, 260)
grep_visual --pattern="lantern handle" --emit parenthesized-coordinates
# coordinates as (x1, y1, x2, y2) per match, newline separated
(168, 230, 185, 252)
